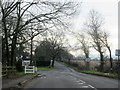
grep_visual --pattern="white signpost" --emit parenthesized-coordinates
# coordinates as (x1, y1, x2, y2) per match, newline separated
(50, 60, 53, 66)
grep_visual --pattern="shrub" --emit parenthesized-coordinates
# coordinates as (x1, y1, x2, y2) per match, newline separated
(36, 60, 50, 66)
(16, 60, 24, 72)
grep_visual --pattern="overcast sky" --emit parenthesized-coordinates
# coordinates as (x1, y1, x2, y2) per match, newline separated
(68, 0, 118, 59)
(32, 0, 119, 59)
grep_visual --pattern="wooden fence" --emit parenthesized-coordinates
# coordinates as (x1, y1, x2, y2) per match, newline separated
(2, 66, 16, 76)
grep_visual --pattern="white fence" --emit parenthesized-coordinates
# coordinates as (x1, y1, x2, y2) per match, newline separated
(25, 66, 37, 74)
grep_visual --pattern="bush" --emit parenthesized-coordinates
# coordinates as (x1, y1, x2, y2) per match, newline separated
(16, 60, 24, 72)
(36, 60, 50, 66)
(70, 62, 79, 67)
(94, 65, 101, 72)
(112, 62, 120, 73)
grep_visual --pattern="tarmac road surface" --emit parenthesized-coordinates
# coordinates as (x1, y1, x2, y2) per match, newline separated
(24, 61, 119, 89)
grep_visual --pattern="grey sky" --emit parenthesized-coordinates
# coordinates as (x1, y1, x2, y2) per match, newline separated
(31, 0, 118, 59)
(69, 0, 118, 59)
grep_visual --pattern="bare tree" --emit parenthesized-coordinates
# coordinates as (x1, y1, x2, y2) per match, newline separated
(72, 33, 90, 70)
(42, 31, 66, 67)
(76, 33, 90, 58)
(99, 31, 113, 72)
(34, 34, 73, 67)
(75, 33, 90, 70)
(85, 10, 106, 72)
(1, 0, 80, 68)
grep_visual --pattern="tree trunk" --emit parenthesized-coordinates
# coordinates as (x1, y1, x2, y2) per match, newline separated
(30, 37, 33, 65)
(51, 57, 55, 67)
(10, 35, 17, 75)
(100, 52, 104, 72)
(85, 52, 89, 70)
(2, 18, 10, 66)
(11, 15, 20, 67)
(11, 35, 17, 67)
(85, 52, 89, 58)
(107, 46, 113, 72)
(68, 58, 70, 64)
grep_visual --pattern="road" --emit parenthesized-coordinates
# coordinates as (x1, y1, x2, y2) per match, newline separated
(24, 61, 119, 89)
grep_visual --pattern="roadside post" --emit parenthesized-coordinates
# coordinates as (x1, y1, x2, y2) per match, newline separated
(50, 60, 53, 67)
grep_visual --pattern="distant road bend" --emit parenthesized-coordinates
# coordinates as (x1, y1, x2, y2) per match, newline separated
(24, 61, 119, 89)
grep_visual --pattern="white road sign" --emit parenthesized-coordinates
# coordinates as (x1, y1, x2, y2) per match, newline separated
(22, 60, 30, 66)
(115, 49, 120, 56)
(85, 58, 91, 62)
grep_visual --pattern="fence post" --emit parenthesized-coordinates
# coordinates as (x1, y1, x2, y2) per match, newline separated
(24, 66, 27, 74)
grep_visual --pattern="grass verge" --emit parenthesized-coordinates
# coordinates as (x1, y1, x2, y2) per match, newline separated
(12, 66, 55, 76)
(60, 61, 118, 79)
(80, 70, 118, 79)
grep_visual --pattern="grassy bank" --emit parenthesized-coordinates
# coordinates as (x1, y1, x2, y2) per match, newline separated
(60, 61, 118, 79)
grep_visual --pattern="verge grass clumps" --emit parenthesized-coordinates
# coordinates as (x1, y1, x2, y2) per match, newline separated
(60, 61, 118, 79)
(81, 70, 118, 79)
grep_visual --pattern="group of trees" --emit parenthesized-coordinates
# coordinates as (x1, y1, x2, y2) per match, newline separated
(1, 0, 79, 71)
(1, 0, 113, 73)
(34, 31, 73, 67)
(75, 10, 113, 72)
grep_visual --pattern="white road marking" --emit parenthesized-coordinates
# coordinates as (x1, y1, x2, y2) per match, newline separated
(76, 80, 85, 83)
(88, 85, 98, 90)
(79, 80, 86, 83)
(76, 80, 97, 90)
(82, 86, 89, 88)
